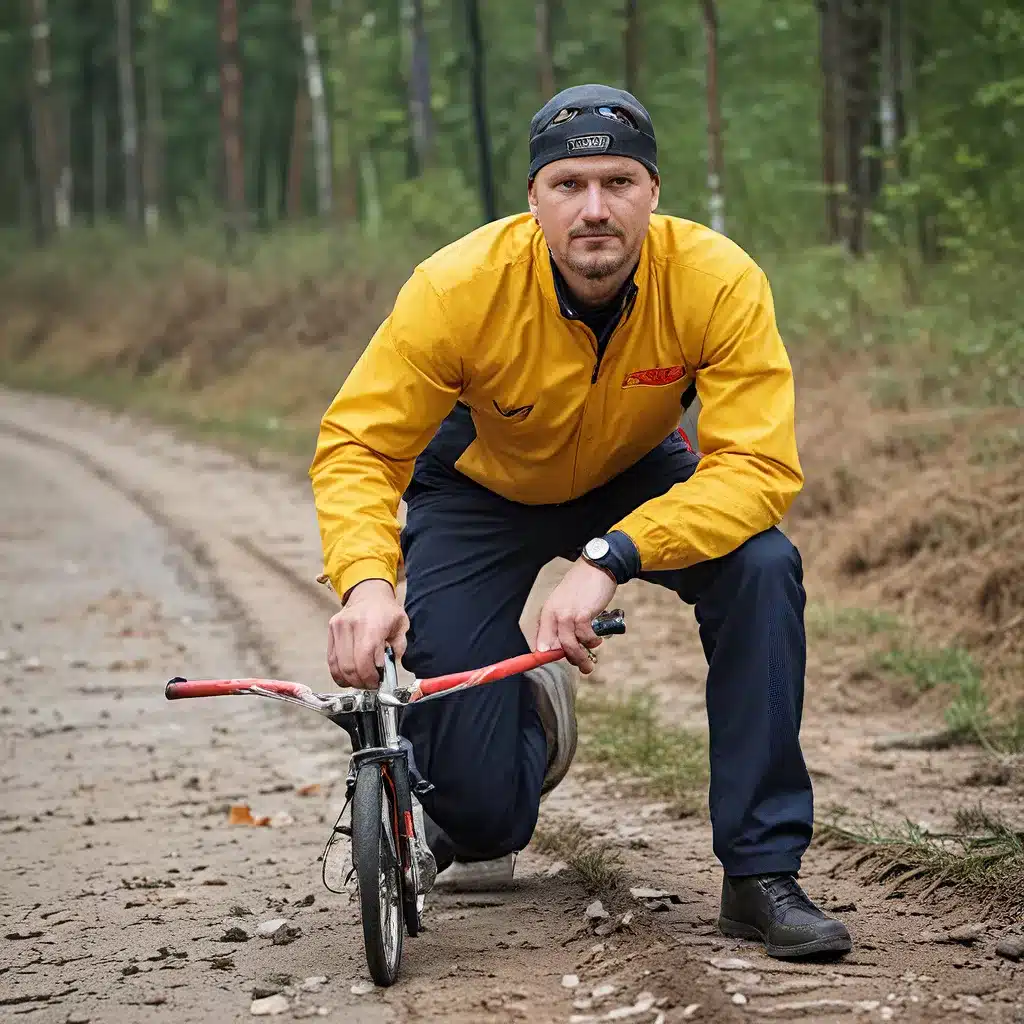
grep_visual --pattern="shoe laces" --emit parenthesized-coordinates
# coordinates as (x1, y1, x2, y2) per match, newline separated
(763, 874, 816, 913)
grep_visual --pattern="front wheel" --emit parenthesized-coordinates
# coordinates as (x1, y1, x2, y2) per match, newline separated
(352, 763, 403, 986)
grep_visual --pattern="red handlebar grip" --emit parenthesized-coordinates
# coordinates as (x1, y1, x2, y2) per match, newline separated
(417, 648, 565, 697)
(164, 677, 315, 700)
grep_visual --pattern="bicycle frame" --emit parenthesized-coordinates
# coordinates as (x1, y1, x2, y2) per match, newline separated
(163, 608, 627, 982)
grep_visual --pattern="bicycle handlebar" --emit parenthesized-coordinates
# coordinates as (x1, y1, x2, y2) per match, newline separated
(164, 609, 626, 706)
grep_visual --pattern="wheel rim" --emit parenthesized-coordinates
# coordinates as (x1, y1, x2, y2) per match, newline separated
(378, 792, 401, 969)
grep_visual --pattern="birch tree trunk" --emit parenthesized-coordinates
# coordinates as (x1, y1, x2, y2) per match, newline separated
(142, 0, 164, 233)
(218, 0, 246, 241)
(700, 0, 726, 235)
(294, 0, 332, 215)
(535, 1, 555, 98)
(54, 92, 72, 229)
(26, 0, 56, 239)
(114, 0, 141, 226)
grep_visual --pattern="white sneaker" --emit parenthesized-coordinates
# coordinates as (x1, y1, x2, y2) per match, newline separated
(526, 661, 579, 797)
(410, 795, 437, 895)
(434, 852, 517, 892)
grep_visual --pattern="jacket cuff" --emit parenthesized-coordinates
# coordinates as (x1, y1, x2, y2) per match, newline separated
(603, 530, 642, 585)
(335, 558, 398, 603)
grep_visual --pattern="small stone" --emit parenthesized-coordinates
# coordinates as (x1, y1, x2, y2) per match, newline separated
(731, 993, 747, 1005)
(250, 994, 289, 1016)
(66, 1014, 91, 1023)
(256, 918, 289, 937)
(24, 657, 43, 672)
(710, 957, 755, 971)
(272, 923, 301, 946)
(682, 1006, 701, 1019)
(0, 650, 10, 663)
(300, 976, 328, 992)
(230, 905, 253, 917)
(544, 860, 568, 877)
(996, 935, 1024, 961)
(594, 921, 615, 937)
(253, 986, 282, 1000)
(350, 980, 374, 995)
(585, 900, 609, 920)
(947, 923, 985, 945)
(562, 974, 580, 988)
(617, 911, 634, 930)
(293, 894, 315, 908)
(629, 887, 674, 900)
(209, 956, 234, 971)
(573, 997, 593, 1011)
(592, 982, 617, 999)
(220, 926, 250, 942)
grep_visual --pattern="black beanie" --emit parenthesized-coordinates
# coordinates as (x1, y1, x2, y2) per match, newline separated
(529, 84, 658, 180)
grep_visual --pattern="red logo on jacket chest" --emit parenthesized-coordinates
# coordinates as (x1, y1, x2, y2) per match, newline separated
(621, 365, 686, 388)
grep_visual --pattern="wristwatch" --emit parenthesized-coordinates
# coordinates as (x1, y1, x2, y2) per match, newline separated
(581, 537, 615, 577)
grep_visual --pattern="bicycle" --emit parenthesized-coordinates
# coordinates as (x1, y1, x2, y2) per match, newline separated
(164, 607, 626, 987)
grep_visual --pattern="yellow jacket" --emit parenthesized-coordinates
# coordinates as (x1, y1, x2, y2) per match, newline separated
(310, 213, 803, 599)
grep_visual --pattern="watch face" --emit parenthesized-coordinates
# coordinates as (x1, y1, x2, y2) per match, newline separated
(584, 537, 610, 561)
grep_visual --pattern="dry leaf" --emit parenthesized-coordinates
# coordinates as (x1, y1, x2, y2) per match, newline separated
(296, 783, 321, 797)
(228, 804, 270, 827)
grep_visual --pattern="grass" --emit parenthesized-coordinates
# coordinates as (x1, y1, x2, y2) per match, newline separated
(532, 816, 624, 896)
(875, 644, 980, 694)
(806, 601, 901, 642)
(576, 691, 708, 817)
(820, 805, 1024, 915)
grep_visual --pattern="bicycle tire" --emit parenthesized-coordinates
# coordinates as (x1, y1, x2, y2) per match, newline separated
(352, 763, 404, 987)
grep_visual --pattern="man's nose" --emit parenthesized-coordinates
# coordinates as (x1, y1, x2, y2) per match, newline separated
(581, 182, 610, 221)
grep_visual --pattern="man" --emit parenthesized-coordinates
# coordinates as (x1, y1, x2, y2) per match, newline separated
(310, 84, 852, 959)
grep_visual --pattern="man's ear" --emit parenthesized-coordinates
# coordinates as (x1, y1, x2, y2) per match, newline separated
(527, 178, 539, 221)
(650, 173, 661, 213)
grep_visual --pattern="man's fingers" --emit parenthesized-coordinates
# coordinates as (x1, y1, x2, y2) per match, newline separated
(536, 608, 559, 653)
(327, 628, 344, 684)
(575, 615, 602, 650)
(390, 613, 410, 664)
(556, 616, 592, 674)
(352, 629, 381, 689)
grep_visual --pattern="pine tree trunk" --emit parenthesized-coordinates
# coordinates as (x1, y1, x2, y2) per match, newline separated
(286, 84, 310, 218)
(700, 0, 725, 235)
(294, 0, 332, 215)
(218, 0, 246, 242)
(405, 0, 434, 171)
(142, 0, 164, 234)
(624, 0, 640, 96)
(114, 0, 141, 226)
(464, 0, 496, 221)
(535, 1, 555, 98)
(26, 0, 56, 239)
(817, 0, 843, 244)
(91, 99, 107, 220)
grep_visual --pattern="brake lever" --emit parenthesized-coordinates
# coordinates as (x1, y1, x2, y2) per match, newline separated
(591, 608, 626, 637)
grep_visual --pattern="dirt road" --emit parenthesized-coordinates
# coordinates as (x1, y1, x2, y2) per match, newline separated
(1, 389, 1021, 1023)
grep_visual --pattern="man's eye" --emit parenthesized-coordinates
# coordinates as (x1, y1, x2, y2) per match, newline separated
(557, 180, 578, 191)
(610, 177, 631, 186)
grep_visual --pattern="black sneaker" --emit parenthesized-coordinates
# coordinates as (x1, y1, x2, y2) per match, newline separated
(718, 873, 852, 959)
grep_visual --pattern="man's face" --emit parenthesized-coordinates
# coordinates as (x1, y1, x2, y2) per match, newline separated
(528, 156, 660, 282)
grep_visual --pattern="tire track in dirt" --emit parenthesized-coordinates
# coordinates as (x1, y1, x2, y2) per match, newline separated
(0, 390, 734, 1024)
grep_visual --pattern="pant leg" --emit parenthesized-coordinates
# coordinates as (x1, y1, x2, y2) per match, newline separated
(566, 432, 814, 875)
(398, 458, 560, 863)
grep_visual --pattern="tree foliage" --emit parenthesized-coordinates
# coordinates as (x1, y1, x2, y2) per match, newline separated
(0, 0, 1021, 268)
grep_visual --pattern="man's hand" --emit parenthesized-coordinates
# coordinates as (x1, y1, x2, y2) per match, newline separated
(327, 579, 409, 688)
(534, 560, 617, 674)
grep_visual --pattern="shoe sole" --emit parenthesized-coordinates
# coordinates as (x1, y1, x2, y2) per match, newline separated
(718, 916, 852, 959)
(528, 663, 578, 797)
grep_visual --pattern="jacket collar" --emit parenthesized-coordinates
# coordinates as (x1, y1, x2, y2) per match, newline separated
(533, 223, 649, 323)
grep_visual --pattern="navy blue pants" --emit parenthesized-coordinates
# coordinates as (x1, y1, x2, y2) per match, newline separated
(398, 431, 813, 877)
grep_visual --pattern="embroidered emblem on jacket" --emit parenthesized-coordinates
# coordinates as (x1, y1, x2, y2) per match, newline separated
(493, 399, 534, 419)
(622, 365, 686, 388)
